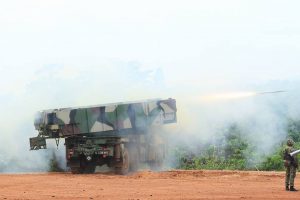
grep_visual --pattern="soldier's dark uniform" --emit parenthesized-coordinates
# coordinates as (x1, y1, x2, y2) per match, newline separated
(283, 139, 298, 191)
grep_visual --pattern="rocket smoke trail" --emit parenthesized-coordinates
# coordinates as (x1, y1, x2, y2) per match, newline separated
(199, 90, 287, 102)
(257, 91, 286, 95)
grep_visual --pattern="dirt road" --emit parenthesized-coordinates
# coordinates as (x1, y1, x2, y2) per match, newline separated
(0, 170, 299, 200)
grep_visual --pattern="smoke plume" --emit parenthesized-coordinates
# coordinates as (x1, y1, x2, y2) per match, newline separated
(0, 61, 299, 172)
(0, 61, 166, 172)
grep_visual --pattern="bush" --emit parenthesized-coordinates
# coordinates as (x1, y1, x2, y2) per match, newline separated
(48, 152, 64, 172)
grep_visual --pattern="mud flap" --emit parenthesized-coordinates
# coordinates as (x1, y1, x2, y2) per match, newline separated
(30, 137, 47, 150)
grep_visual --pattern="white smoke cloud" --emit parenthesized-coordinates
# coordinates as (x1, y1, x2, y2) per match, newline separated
(0, 60, 300, 172)
(0, 61, 168, 172)
(165, 83, 300, 169)
(1, 0, 300, 172)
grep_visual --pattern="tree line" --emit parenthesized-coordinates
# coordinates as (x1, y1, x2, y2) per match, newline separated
(173, 119, 300, 171)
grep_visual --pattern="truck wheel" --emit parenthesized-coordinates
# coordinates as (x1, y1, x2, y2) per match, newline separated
(115, 148, 129, 175)
(129, 146, 139, 172)
(70, 167, 84, 174)
(71, 161, 96, 174)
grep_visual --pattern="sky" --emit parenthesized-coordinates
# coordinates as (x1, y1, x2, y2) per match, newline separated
(0, 0, 300, 171)
(1, 0, 300, 96)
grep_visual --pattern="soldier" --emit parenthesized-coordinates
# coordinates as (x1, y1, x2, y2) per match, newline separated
(283, 139, 298, 191)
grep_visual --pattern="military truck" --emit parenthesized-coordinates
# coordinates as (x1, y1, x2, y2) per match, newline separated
(30, 98, 177, 174)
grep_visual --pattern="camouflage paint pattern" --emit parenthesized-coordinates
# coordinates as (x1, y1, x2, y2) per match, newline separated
(34, 98, 176, 138)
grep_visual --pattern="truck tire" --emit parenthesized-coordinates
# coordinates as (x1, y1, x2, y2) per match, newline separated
(70, 167, 83, 174)
(115, 148, 129, 175)
(129, 146, 139, 172)
(70, 160, 96, 174)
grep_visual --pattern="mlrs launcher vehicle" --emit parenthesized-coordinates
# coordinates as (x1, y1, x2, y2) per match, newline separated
(30, 98, 177, 174)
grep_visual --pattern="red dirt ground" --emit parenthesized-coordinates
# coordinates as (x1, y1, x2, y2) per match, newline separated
(0, 170, 299, 200)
